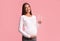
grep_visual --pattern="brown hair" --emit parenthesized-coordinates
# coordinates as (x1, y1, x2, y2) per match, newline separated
(22, 2, 32, 15)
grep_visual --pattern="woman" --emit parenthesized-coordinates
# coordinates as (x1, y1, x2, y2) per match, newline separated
(19, 2, 41, 41)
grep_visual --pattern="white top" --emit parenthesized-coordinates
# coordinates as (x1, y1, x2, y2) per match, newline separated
(19, 15, 38, 38)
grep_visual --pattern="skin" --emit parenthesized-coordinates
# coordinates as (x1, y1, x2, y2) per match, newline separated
(25, 4, 42, 38)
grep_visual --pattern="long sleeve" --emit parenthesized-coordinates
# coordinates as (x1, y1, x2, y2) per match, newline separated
(35, 16, 39, 28)
(19, 16, 31, 38)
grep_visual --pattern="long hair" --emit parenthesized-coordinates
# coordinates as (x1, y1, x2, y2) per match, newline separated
(22, 3, 32, 15)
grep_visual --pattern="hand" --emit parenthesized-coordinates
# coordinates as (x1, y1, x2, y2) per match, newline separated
(30, 35, 36, 38)
(38, 21, 42, 24)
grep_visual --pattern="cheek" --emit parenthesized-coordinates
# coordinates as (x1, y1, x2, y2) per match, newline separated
(25, 8, 27, 11)
(25, 7, 31, 12)
(28, 7, 31, 10)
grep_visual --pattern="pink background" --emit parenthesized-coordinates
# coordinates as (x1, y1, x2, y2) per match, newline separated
(0, 0, 60, 41)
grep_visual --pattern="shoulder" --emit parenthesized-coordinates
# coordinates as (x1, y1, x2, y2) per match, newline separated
(20, 15, 25, 17)
(20, 15, 25, 19)
(32, 15, 36, 18)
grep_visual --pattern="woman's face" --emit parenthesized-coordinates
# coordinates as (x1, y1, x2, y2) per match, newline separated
(25, 4, 31, 13)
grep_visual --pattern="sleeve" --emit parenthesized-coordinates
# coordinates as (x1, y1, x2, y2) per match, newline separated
(34, 15, 39, 28)
(19, 16, 31, 38)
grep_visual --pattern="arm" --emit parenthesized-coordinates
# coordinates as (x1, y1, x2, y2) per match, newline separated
(35, 16, 42, 24)
(19, 16, 31, 38)
(34, 15, 42, 28)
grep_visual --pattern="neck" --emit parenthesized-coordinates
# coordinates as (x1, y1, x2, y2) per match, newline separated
(26, 13, 30, 15)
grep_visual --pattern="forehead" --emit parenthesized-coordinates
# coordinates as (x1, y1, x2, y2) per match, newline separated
(25, 4, 30, 7)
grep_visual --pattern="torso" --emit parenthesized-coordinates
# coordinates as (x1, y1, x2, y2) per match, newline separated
(21, 15, 37, 35)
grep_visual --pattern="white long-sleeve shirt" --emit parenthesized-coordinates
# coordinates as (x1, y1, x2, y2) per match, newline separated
(19, 15, 38, 38)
